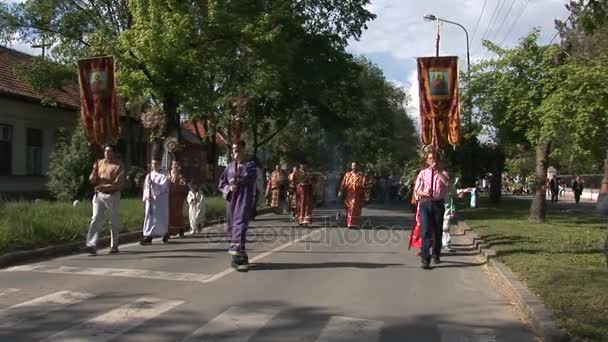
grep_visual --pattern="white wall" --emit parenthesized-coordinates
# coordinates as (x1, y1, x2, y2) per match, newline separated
(0, 96, 77, 193)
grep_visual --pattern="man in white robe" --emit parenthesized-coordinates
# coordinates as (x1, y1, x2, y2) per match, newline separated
(140, 159, 170, 244)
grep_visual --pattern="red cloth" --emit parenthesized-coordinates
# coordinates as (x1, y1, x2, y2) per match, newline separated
(409, 203, 434, 255)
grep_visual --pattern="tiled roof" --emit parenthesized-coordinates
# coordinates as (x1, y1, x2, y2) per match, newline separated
(0, 45, 80, 109)
(182, 121, 227, 146)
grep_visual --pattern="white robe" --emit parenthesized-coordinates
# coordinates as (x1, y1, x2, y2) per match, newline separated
(142, 171, 169, 237)
(187, 190, 206, 232)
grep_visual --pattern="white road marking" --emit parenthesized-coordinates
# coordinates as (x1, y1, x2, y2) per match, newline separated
(181, 306, 280, 342)
(315, 316, 384, 342)
(439, 324, 496, 342)
(4, 264, 212, 283)
(202, 228, 325, 283)
(0, 290, 93, 329)
(42, 297, 184, 342)
(0, 288, 20, 297)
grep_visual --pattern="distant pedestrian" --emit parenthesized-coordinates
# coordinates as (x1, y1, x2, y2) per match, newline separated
(85, 145, 126, 255)
(186, 182, 206, 235)
(572, 176, 584, 204)
(549, 177, 559, 202)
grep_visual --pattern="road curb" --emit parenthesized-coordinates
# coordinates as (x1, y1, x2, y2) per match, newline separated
(455, 221, 570, 342)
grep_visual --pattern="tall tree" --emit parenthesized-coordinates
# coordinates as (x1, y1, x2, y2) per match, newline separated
(470, 31, 608, 222)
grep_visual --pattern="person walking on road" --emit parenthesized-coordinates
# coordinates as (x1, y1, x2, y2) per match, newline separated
(219, 140, 257, 272)
(140, 158, 170, 245)
(338, 161, 367, 229)
(85, 145, 126, 255)
(294, 161, 316, 226)
(572, 176, 584, 204)
(414, 152, 450, 269)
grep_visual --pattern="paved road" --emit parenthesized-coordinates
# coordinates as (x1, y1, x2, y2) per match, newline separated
(0, 204, 537, 341)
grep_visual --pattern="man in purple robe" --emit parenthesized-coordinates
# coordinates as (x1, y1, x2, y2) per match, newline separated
(219, 140, 257, 272)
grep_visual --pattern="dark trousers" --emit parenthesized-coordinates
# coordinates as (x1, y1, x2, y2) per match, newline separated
(419, 199, 445, 260)
(574, 193, 581, 203)
(551, 190, 558, 202)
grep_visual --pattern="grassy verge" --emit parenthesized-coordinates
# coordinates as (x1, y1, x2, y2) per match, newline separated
(0, 196, 226, 255)
(458, 196, 607, 342)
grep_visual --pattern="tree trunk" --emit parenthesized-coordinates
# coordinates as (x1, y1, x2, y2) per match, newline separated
(162, 95, 180, 140)
(529, 140, 551, 223)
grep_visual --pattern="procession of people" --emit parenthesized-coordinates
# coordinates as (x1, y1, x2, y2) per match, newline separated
(83, 139, 459, 272)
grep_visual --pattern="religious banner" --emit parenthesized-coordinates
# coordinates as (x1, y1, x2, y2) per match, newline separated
(416, 56, 461, 148)
(77, 56, 119, 145)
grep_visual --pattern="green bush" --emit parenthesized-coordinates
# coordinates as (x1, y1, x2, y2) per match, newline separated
(0, 196, 226, 255)
(47, 124, 95, 201)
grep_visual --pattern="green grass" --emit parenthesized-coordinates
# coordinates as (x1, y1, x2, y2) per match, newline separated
(458, 196, 608, 342)
(0, 196, 226, 255)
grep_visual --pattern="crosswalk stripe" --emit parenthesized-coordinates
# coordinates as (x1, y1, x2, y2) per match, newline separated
(439, 324, 497, 342)
(42, 297, 184, 342)
(4, 264, 212, 283)
(0, 288, 20, 297)
(181, 306, 280, 342)
(0, 290, 93, 329)
(315, 316, 383, 342)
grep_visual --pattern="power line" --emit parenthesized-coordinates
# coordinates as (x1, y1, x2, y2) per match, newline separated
(488, 0, 518, 43)
(548, 12, 574, 44)
(470, 0, 489, 44)
(471, 0, 505, 60)
(485, 0, 530, 61)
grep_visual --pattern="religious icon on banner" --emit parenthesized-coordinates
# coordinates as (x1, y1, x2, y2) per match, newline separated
(416, 56, 461, 148)
(89, 71, 108, 94)
(429, 69, 450, 98)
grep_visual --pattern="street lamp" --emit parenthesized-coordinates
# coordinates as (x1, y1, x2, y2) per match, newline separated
(423, 14, 470, 72)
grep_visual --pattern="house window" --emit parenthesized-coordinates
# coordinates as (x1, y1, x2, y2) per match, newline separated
(26, 128, 43, 176)
(0, 124, 12, 176)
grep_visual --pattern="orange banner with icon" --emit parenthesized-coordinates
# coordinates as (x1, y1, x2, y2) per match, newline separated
(417, 56, 460, 148)
(77, 56, 119, 145)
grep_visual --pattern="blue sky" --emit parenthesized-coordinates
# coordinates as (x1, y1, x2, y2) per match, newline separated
(345, 0, 570, 123)
(6, 0, 569, 125)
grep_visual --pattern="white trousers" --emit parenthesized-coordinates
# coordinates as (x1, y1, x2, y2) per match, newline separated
(86, 192, 121, 248)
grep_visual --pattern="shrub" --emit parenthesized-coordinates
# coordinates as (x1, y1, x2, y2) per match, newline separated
(47, 124, 95, 201)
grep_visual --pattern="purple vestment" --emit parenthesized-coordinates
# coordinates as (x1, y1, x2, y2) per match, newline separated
(219, 159, 257, 253)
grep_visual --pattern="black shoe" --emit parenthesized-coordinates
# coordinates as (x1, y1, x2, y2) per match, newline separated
(179, 229, 185, 238)
(432, 256, 441, 264)
(421, 258, 431, 269)
(86, 246, 97, 256)
(109, 247, 120, 254)
(231, 255, 249, 272)
(139, 237, 152, 245)
(162, 233, 169, 243)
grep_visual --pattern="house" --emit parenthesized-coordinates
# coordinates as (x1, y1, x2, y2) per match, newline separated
(0, 45, 146, 197)
(180, 121, 227, 187)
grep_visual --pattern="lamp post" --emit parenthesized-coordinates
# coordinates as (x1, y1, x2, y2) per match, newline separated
(423, 14, 470, 73)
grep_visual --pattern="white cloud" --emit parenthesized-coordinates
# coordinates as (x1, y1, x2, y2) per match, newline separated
(348, 0, 569, 135)
(349, 0, 569, 63)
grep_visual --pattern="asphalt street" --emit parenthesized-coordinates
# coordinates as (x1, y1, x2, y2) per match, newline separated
(0, 204, 537, 341)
